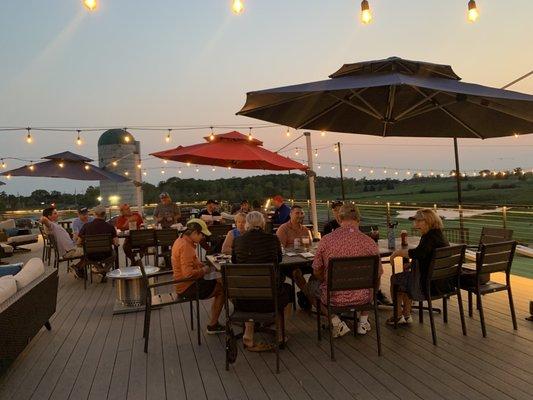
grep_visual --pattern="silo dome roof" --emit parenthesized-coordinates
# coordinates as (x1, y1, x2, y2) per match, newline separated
(98, 129, 135, 146)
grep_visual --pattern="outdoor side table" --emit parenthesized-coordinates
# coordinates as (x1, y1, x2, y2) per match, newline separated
(107, 266, 160, 314)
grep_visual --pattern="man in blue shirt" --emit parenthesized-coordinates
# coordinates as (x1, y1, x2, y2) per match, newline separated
(272, 195, 291, 224)
(72, 207, 94, 241)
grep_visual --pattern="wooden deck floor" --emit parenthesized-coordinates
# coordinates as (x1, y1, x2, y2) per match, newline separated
(1, 240, 532, 400)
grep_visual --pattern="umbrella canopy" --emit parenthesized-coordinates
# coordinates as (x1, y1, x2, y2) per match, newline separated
(1, 151, 129, 183)
(151, 130, 308, 171)
(238, 57, 533, 138)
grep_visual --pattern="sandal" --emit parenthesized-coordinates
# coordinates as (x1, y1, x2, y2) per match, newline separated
(386, 315, 406, 325)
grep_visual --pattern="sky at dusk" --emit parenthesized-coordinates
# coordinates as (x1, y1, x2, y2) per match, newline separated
(0, 0, 532, 195)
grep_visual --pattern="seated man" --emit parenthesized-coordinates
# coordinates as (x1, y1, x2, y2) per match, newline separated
(72, 207, 94, 242)
(238, 200, 250, 214)
(271, 195, 290, 225)
(198, 199, 221, 224)
(276, 205, 313, 309)
(115, 203, 144, 263)
(172, 219, 225, 334)
(40, 206, 85, 277)
(78, 205, 119, 280)
(312, 204, 383, 337)
(322, 201, 342, 236)
(153, 192, 181, 228)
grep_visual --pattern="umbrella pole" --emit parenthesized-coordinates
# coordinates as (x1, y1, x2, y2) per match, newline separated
(304, 132, 319, 238)
(453, 138, 466, 243)
(337, 142, 346, 200)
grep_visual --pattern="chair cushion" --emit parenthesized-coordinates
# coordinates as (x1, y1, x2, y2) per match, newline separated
(0, 219, 16, 231)
(0, 263, 23, 277)
(0, 275, 17, 304)
(7, 234, 38, 244)
(14, 258, 45, 290)
(4, 228, 20, 237)
(0, 243, 14, 254)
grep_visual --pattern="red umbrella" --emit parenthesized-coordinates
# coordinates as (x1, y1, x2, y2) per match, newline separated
(150, 131, 308, 171)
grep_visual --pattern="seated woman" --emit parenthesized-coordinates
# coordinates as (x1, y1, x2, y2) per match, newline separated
(388, 208, 449, 325)
(312, 204, 382, 337)
(221, 212, 246, 255)
(232, 211, 292, 351)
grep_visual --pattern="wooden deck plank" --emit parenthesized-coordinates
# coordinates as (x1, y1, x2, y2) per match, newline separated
(146, 310, 167, 400)
(108, 313, 137, 400)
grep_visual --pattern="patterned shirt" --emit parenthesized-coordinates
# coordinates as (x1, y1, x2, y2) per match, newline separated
(312, 225, 381, 307)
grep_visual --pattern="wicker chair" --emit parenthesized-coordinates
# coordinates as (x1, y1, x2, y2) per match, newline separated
(316, 255, 382, 360)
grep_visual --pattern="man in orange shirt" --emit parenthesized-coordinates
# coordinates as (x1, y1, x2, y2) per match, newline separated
(172, 218, 225, 334)
(115, 204, 144, 264)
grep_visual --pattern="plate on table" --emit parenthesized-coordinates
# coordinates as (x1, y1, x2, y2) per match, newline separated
(300, 252, 315, 258)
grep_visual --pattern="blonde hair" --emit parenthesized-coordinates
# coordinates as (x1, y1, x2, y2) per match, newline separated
(245, 211, 265, 230)
(234, 212, 246, 223)
(338, 204, 361, 222)
(414, 208, 443, 230)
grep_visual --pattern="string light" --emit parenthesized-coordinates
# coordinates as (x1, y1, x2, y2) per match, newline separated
(143, 171, 147, 176)
(394, 171, 399, 175)
(317, 164, 321, 169)
(406, 171, 411, 175)
(344, 167, 348, 172)
(370, 169, 374, 174)
(231, 0, 244, 15)
(248, 127, 253, 141)
(333, 144, 338, 152)
(166, 129, 172, 143)
(360, 0, 373, 24)
(320, 131, 326, 137)
(124, 171, 129, 176)
(76, 130, 82, 146)
(83, 0, 97, 11)
(514, 133, 519, 138)
(227, 166, 232, 170)
(358, 167, 362, 172)
(161, 169, 165, 175)
(186, 162, 191, 167)
(383, 169, 387, 174)
(84, 165, 90, 171)
(178, 168, 182, 174)
(1, 160, 6, 169)
(314, 149, 318, 157)
(28, 163, 35, 171)
(112, 159, 118, 167)
(195, 167, 200, 172)
(137, 163, 142, 169)
(331, 165, 335, 170)
(212, 167, 216, 171)
(163, 159, 168, 164)
(58, 162, 64, 168)
(295, 148, 300, 156)
(26, 128, 33, 144)
(286, 127, 291, 137)
(467, 0, 479, 22)
(209, 127, 215, 141)
(124, 134, 131, 143)
(6, 174, 11, 179)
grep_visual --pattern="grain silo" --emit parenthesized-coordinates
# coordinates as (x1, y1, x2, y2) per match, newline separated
(97, 129, 143, 210)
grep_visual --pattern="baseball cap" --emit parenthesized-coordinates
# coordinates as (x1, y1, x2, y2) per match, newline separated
(187, 218, 211, 236)
(78, 207, 89, 214)
(206, 199, 219, 205)
(159, 192, 170, 199)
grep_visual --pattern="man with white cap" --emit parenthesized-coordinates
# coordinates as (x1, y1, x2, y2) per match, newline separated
(172, 218, 225, 334)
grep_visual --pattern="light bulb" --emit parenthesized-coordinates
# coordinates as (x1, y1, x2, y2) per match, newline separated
(286, 127, 291, 137)
(6, 174, 11, 179)
(97, 196, 102, 202)
(231, 0, 244, 15)
(166, 129, 171, 143)
(334, 145, 338, 152)
(163, 160, 168, 164)
(84, 165, 90, 171)
(137, 163, 142, 169)
(358, 167, 362, 172)
(161, 169, 165, 175)
(124, 171, 129, 176)
(143, 171, 147, 176)
(83, 0, 97, 11)
(406, 171, 411, 175)
(317, 165, 321, 169)
(467, 0, 479, 22)
(370, 169, 374, 174)
(331, 166, 335, 170)
(1, 160, 6, 168)
(212, 167, 216, 172)
(186, 162, 191, 167)
(227, 166, 232, 170)
(360, 1, 372, 24)
(314, 149, 318, 157)
(383, 169, 387, 174)
(195, 167, 199, 172)
(514, 133, 519, 138)
(209, 127, 215, 141)
(58, 162, 64, 168)
(178, 169, 182, 174)
(29, 164, 35, 171)
(76, 130, 82, 146)
(26, 128, 33, 144)
(124, 135, 131, 143)
(344, 168, 348, 172)
(112, 160, 118, 166)
(320, 131, 326, 137)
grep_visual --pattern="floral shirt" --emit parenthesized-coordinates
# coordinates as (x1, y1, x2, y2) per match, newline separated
(312, 225, 381, 307)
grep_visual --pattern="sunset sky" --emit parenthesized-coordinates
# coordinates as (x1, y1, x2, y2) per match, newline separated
(1, 0, 532, 195)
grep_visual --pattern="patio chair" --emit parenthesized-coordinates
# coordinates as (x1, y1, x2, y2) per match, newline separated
(222, 263, 285, 373)
(394, 244, 467, 345)
(460, 241, 517, 337)
(138, 261, 201, 353)
(155, 229, 178, 268)
(206, 224, 232, 254)
(130, 229, 157, 265)
(82, 233, 115, 290)
(38, 223, 52, 266)
(316, 255, 382, 361)
(48, 234, 84, 272)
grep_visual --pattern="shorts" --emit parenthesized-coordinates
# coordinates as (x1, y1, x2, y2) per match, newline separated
(180, 279, 217, 300)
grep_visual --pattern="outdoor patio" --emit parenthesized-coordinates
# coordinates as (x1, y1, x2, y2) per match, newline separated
(1, 238, 532, 400)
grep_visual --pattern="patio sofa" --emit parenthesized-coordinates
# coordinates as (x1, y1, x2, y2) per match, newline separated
(0, 258, 58, 375)
(0, 219, 39, 252)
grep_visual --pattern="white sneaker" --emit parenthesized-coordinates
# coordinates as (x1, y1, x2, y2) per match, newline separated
(359, 320, 372, 332)
(332, 321, 351, 338)
(403, 315, 413, 324)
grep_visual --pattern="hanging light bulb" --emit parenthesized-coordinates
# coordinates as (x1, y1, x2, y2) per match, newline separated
(394, 171, 399, 175)
(209, 126, 215, 141)
(166, 129, 172, 143)
(295, 148, 299, 156)
(320, 131, 326, 137)
(112, 160, 118, 167)
(137, 163, 142, 169)
(317, 164, 321, 169)
(143, 171, 147, 176)
(406, 171, 411, 175)
(383, 169, 387, 174)
(58, 162, 64, 168)
(314, 149, 318, 157)
(124, 171, 129, 176)
(248, 127, 253, 141)
(161, 169, 165, 175)
(333, 144, 338, 152)
(6, 174, 11, 179)
(84, 164, 90, 171)
(186, 162, 191, 167)
(163, 159, 168, 164)
(370, 169, 374, 174)
(344, 167, 348, 172)
(195, 167, 199, 172)
(212, 167, 216, 172)
(124, 134, 131, 143)
(467, 0, 479, 22)
(28, 163, 35, 171)
(231, 0, 244, 15)
(76, 130, 82, 146)
(514, 132, 519, 138)
(358, 167, 362, 172)
(285, 127, 291, 137)
(1, 160, 6, 168)
(26, 128, 33, 144)
(430, 171, 434, 176)
(83, 0, 98, 11)
(360, 0, 373, 25)
(178, 168, 182, 174)
(227, 166, 232, 170)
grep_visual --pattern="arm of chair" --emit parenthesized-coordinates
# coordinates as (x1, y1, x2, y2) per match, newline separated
(147, 277, 198, 290)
